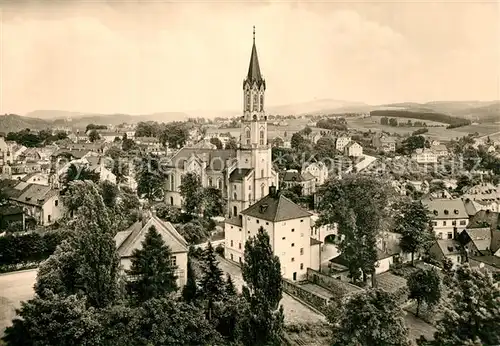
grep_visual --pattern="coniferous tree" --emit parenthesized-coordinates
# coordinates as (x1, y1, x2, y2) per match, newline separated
(126, 225, 178, 304)
(199, 242, 225, 320)
(182, 258, 198, 303)
(239, 227, 284, 346)
(225, 273, 237, 297)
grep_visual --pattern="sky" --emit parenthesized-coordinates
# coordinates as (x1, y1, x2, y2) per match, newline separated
(0, 0, 499, 115)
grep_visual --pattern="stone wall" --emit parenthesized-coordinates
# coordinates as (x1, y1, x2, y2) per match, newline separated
(306, 268, 363, 301)
(282, 279, 329, 312)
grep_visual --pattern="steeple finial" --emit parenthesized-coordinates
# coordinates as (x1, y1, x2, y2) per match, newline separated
(253, 26, 255, 43)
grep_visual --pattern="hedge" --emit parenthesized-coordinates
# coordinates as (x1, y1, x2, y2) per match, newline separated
(0, 231, 68, 266)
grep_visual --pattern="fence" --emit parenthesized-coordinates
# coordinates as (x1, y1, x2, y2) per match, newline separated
(306, 268, 363, 301)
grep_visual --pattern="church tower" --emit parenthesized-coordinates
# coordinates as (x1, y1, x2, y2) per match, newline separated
(236, 27, 275, 202)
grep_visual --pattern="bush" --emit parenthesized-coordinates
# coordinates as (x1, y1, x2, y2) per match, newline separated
(0, 230, 69, 266)
(215, 244, 224, 257)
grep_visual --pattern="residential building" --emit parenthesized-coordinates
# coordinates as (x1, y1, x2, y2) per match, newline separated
(429, 239, 464, 268)
(423, 198, 469, 239)
(431, 144, 448, 157)
(344, 142, 363, 157)
(413, 148, 438, 164)
(335, 136, 351, 152)
(280, 169, 316, 196)
(303, 162, 329, 186)
(114, 213, 188, 288)
(460, 228, 492, 258)
(372, 134, 396, 152)
(462, 183, 500, 212)
(21, 172, 49, 186)
(225, 187, 321, 281)
(164, 29, 278, 216)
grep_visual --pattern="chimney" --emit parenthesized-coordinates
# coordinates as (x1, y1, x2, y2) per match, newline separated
(269, 185, 277, 197)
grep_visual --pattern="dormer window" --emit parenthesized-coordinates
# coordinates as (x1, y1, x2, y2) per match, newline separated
(433, 210, 438, 216)
(259, 204, 268, 213)
(454, 209, 459, 214)
(444, 210, 449, 215)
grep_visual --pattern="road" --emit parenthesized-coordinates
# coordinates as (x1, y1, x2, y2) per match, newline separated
(0, 269, 37, 333)
(217, 258, 326, 324)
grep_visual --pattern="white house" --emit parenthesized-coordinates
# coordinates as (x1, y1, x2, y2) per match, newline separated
(224, 186, 321, 281)
(303, 162, 329, 186)
(413, 148, 438, 164)
(114, 213, 189, 288)
(344, 142, 363, 157)
(423, 198, 469, 240)
(335, 136, 351, 152)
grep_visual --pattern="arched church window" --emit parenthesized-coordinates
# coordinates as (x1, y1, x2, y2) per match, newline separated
(260, 95, 264, 111)
(246, 128, 251, 138)
(261, 183, 265, 197)
(217, 179, 222, 189)
(248, 193, 252, 202)
(208, 177, 213, 187)
(261, 169, 264, 178)
(253, 94, 258, 111)
(246, 92, 251, 111)
(233, 192, 237, 200)
(259, 130, 264, 145)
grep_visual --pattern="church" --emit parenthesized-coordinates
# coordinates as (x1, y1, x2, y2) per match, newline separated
(164, 28, 278, 217)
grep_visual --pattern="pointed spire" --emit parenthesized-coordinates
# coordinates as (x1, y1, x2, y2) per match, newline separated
(246, 26, 265, 88)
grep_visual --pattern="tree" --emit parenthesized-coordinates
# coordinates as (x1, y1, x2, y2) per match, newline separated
(329, 289, 410, 346)
(317, 176, 390, 284)
(135, 121, 158, 137)
(179, 172, 204, 215)
(291, 132, 308, 151)
(225, 137, 238, 150)
(407, 268, 441, 317)
(210, 137, 223, 149)
(399, 135, 426, 154)
(199, 242, 225, 320)
(155, 203, 181, 223)
(202, 187, 225, 218)
(62, 163, 100, 188)
(380, 117, 389, 125)
(271, 137, 284, 148)
(126, 225, 178, 304)
(88, 129, 101, 142)
(100, 180, 119, 208)
(426, 265, 500, 345)
(160, 122, 189, 148)
(239, 227, 284, 345)
(182, 259, 198, 303)
(105, 147, 129, 184)
(301, 126, 312, 136)
(225, 273, 237, 296)
(314, 136, 337, 160)
(135, 298, 221, 345)
(136, 155, 165, 200)
(393, 200, 434, 265)
(389, 118, 398, 126)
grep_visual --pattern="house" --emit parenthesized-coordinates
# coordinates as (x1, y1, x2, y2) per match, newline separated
(84, 156, 117, 184)
(114, 213, 189, 288)
(431, 144, 448, 157)
(21, 172, 49, 186)
(224, 186, 321, 281)
(344, 142, 363, 157)
(429, 239, 464, 268)
(0, 205, 25, 231)
(407, 180, 430, 193)
(423, 198, 469, 239)
(422, 189, 453, 201)
(462, 183, 500, 212)
(7, 183, 62, 226)
(375, 231, 411, 274)
(460, 228, 492, 258)
(280, 169, 316, 196)
(372, 134, 396, 152)
(303, 162, 329, 186)
(335, 136, 351, 152)
(413, 148, 438, 164)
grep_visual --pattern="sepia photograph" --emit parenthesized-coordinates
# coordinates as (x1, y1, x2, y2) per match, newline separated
(0, 0, 499, 345)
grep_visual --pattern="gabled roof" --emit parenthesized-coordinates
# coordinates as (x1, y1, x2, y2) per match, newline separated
(241, 193, 312, 222)
(281, 170, 315, 182)
(464, 227, 492, 252)
(423, 198, 468, 219)
(114, 215, 188, 257)
(229, 168, 253, 182)
(169, 148, 237, 171)
(11, 183, 58, 206)
(435, 239, 462, 256)
(0, 179, 29, 198)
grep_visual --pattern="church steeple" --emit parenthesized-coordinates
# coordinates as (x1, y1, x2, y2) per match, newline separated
(246, 26, 265, 88)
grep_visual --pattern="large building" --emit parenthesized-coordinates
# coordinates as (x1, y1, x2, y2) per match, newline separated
(164, 28, 278, 217)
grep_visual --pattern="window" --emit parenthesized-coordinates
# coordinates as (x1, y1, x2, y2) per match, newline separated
(291, 257, 295, 262)
(217, 179, 222, 189)
(300, 263, 304, 270)
(48, 215, 51, 222)
(261, 169, 264, 178)
(447, 232, 453, 239)
(54, 200, 58, 206)
(443, 221, 447, 226)
(460, 220, 466, 225)
(248, 193, 251, 201)
(231, 254, 234, 260)
(249, 185, 252, 190)
(231, 240, 234, 247)
(437, 232, 443, 239)
(234, 185, 237, 190)
(300, 219, 304, 222)
(261, 183, 265, 197)
(300, 248, 304, 255)
(291, 243, 295, 247)
(246, 92, 250, 111)
(208, 177, 213, 186)
(300, 233, 304, 237)
(291, 228, 295, 232)
(239, 257, 241, 263)
(233, 192, 237, 200)
(253, 94, 258, 111)
(171, 256, 177, 266)
(239, 243, 242, 249)
(246, 128, 251, 138)
(432, 221, 437, 226)
(259, 130, 264, 145)
(452, 221, 456, 226)
(260, 95, 264, 111)
(256, 220, 259, 224)
(282, 237, 286, 240)
(266, 222, 269, 225)
(233, 206, 238, 216)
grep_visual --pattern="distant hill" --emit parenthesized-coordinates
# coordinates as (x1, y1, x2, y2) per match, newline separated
(266, 99, 370, 116)
(0, 114, 52, 133)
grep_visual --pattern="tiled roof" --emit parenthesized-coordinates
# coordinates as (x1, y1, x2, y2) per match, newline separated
(169, 148, 237, 171)
(470, 255, 500, 269)
(229, 168, 253, 182)
(11, 184, 58, 206)
(281, 170, 315, 182)
(114, 215, 188, 257)
(52, 149, 90, 159)
(0, 205, 24, 216)
(241, 193, 312, 222)
(423, 198, 468, 219)
(0, 179, 28, 198)
(464, 227, 492, 252)
(435, 239, 462, 256)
